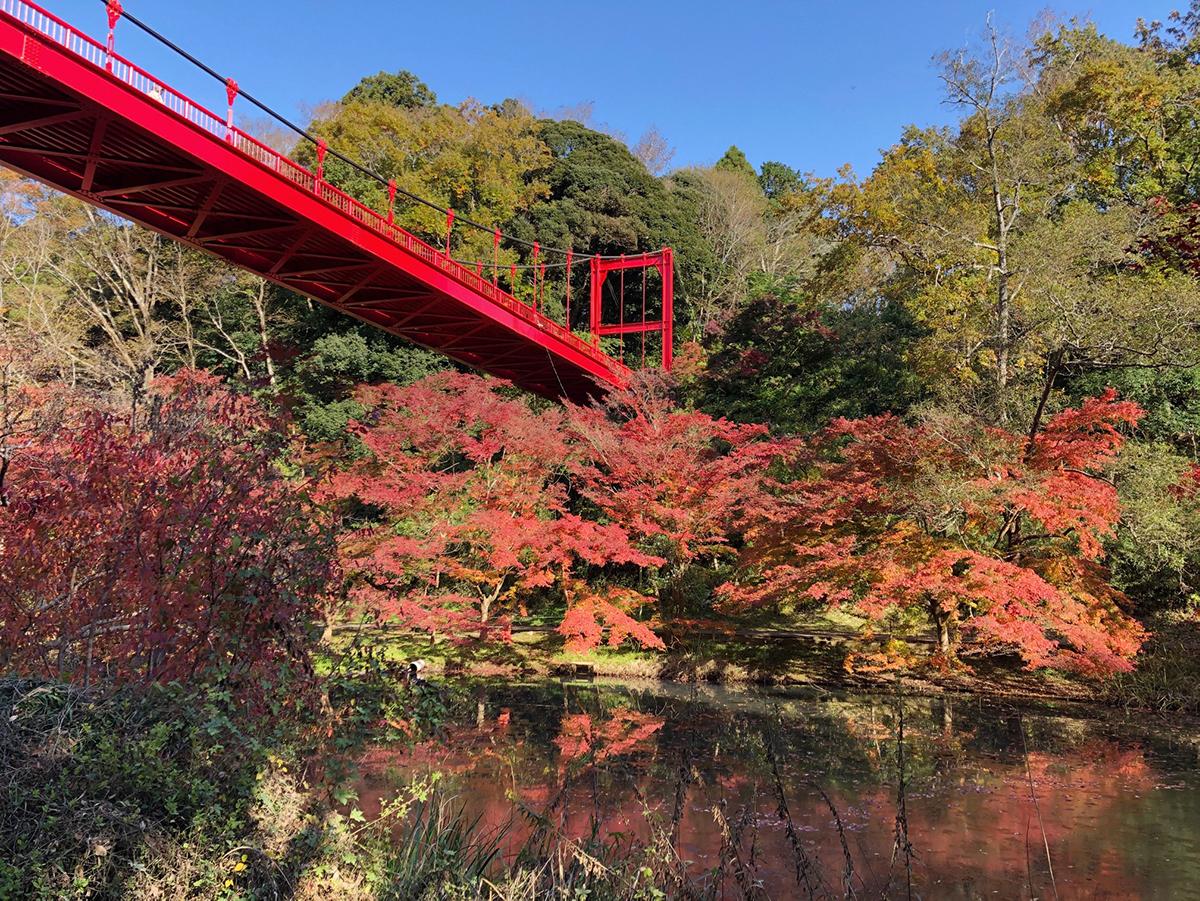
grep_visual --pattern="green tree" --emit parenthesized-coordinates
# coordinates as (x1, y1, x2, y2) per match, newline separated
(341, 69, 437, 109)
(303, 84, 550, 261)
(1106, 441, 1200, 606)
(279, 311, 444, 441)
(838, 20, 1200, 432)
(758, 160, 803, 198)
(697, 282, 928, 434)
(507, 120, 712, 333)
(512, 120, 678, 255)
(714, 145, 756, 179)
(1034, 17, 1200, 204)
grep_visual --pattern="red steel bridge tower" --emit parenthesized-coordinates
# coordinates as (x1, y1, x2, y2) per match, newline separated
(0, 0, 674, 403)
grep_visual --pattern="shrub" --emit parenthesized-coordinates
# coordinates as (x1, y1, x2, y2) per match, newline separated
(0, 371, 334, 695)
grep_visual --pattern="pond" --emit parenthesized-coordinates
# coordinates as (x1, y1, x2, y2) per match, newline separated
(354, 679, 1200, 898)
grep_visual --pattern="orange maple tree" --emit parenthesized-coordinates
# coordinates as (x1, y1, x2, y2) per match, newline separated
(720, 391, 1147, 674)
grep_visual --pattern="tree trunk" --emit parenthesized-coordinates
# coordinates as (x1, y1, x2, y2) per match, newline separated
(479, 584, 503, 640)
(981, 90, 1015, 427)
(929, 598, 955, 657)
(939, 698, 954, 737)
(251, 281, 276, 387)
(995, 260, 1009, 424)
(988, 140, 1011, 426)
(1025, 349, 1064, 458)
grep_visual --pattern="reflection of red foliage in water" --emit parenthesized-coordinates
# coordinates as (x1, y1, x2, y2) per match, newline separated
(554, 709, 665, 769)
(894, 741, 1159, 897)
(351, 704, 1185, 898)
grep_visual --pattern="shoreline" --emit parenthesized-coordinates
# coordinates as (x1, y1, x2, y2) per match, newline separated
(428, 655, 1108, 709)
(330, 609, 1200, 717)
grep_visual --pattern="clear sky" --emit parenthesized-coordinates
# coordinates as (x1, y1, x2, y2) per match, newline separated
(47, 0, 1171, 179)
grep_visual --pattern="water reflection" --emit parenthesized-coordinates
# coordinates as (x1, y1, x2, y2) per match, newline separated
(356, 681, 1200, 899)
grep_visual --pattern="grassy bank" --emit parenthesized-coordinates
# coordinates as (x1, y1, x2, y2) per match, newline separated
(0, 677, 733, 900)
(1105, 610, 1200, 712)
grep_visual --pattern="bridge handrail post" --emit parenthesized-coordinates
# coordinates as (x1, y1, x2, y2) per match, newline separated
(565, 249, 572, 334)
(531, 242, 539, 310)
(104, 0, 121, 72)
(492, 229, 500, 286)
(315, 139, 327, 185)
(224, 77, 238, 141)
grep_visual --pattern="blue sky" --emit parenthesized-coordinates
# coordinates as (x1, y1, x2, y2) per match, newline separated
(48, 0, 1168, 178)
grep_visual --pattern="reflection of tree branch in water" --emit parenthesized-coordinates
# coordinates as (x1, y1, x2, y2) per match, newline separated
(1021, 714, 1059, 901)
(630, 758, 702, 900)
(669, 741, 693, 851)
(884, 698, 916, 901)
(766, 711, 864, 898)
(810, 779, 859, 898)
(383, 683, 1183, 898)
(514, 701, 668, 883)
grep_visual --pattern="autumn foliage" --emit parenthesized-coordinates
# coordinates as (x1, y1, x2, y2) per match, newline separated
(0, 359, 1150, 684)
(0, 370, 332, 690)
(322, 373, 790, 651)
(567, 377, 789, 608)
(323, 372, 1149, 674)
(323, 373, 665, 651)
(720, 390, 1147, 674)
(554, 708, 665, 772)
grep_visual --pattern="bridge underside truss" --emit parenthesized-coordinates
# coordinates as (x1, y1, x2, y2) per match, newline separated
(0, 2, 638, 402)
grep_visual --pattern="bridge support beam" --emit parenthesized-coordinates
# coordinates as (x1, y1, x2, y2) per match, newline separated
(588, 249, 673, 372)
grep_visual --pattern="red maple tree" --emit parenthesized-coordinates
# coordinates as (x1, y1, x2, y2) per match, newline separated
(323, 373, 665, 651)
(719, 392, 1147, 674)
(0, 370, 333, 691)
(565, 375, 790, 613)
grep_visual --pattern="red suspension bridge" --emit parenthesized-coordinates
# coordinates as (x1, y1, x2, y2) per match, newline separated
(0, 0, 673, 402)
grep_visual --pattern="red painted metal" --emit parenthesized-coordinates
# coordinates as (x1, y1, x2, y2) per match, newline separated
(565, 248, 573, 329)
(224, 76, 237, 138)
(0, 0, 674, 402)
(588, 249, 674, 371)
(314, 140, 326, 181)
(103, 0, 118, 72)
(492, 228, 500, 285)
(641, 266, 647, 367)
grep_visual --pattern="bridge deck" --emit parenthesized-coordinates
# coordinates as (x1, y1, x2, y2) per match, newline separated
(0, 0, 630, 402)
